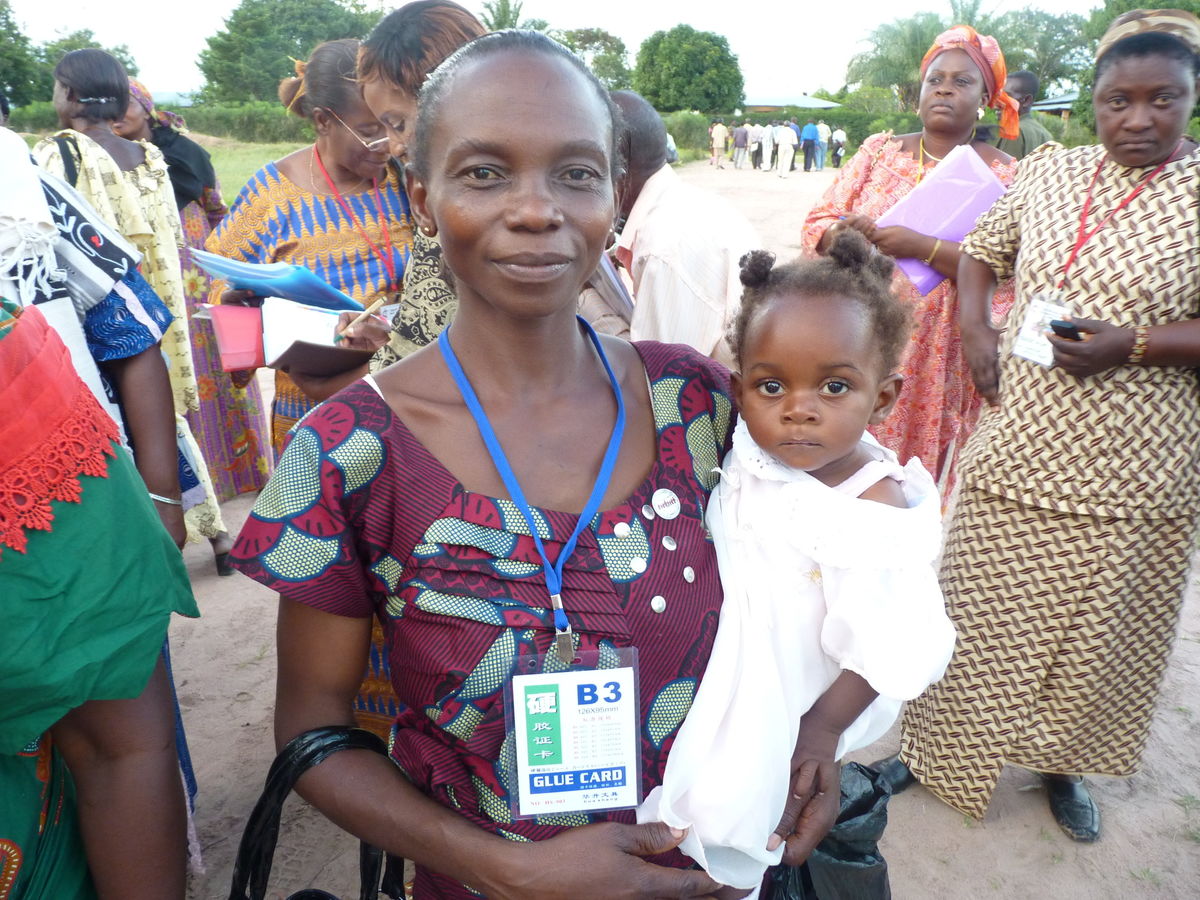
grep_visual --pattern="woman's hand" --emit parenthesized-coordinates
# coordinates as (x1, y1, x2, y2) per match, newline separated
(335, 310, 391, 352)
(288, 364, 371, 402)
(490, 821, 722, 900)
(820, 214, 875, 254)
(155, 502, 187, 549)
(962, 321, 1003, 405)
(1049, 318, 1135, 377)
(868, 225, 927, 261)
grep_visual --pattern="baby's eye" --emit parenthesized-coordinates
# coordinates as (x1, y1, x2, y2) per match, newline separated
(821, 380, 850, 396)
(756, 380, 785, 397)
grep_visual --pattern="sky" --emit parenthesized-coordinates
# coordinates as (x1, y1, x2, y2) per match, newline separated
(11, 0, 1102, 100)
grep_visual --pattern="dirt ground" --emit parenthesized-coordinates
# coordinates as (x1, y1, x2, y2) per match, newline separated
(174, 160, 1200, 899)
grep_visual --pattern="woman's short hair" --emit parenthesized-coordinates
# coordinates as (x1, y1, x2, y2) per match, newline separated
(54, 48, 130, 123)
(359, 0, 486, 95)
(279, 39, 362, 119)
(410, 30, 621, 180)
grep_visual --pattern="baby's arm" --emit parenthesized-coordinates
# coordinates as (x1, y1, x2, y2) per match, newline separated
(768, 672, 879, 867)
(858, 475, 907, 508)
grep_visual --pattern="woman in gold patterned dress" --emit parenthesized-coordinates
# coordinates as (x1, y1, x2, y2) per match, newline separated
(877, 9, 1200, 844)
(206, 39, 414, 455)
(35, 49, 231, 556)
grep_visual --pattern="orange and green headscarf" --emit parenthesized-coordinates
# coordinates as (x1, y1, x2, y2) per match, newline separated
(127, 78, 186, 131)
(920, 24, 1021, 141)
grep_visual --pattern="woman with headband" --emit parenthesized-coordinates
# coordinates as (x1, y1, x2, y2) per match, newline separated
(801, 25, 1019, 496)
(878, 9, 1200, 843)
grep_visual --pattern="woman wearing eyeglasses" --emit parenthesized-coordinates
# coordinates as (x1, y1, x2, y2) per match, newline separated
(206, 39, 412, 455)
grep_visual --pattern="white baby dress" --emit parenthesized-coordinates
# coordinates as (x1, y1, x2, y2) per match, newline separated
(638, 420, 955, 891)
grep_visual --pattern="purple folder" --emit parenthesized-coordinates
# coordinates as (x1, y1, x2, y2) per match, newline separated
(875, 145, 1008, 295)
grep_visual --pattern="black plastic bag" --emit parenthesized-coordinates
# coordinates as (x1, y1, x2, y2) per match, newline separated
(762, 762, 892, 900)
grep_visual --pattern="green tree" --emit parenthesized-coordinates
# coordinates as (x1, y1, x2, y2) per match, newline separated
(27, 29, 141, 103)
(0, 0, 40, 106)
(633, 25, 743, 113)
(995, 9, 1089, 98)
(479, 0, 547, 31)
(846, 12, 944, 112)
(198, 0, 374, 102)
(558, 28, 631, 90)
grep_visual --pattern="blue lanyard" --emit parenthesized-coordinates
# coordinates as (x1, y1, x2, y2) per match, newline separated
(438, 316, 627, 661)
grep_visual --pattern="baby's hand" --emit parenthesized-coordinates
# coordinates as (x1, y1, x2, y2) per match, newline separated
(768, 759, 840, 866)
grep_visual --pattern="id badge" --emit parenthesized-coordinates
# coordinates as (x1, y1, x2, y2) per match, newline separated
(504, 646, 641, 820)
(1011, 292, 1072, 367)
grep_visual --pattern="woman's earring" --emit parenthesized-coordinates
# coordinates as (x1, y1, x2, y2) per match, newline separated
(605, 227, 616, 250)
(421, 224, 437, 237)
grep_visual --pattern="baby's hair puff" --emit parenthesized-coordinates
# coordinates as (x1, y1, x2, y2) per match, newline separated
(731, 229, 910, 375)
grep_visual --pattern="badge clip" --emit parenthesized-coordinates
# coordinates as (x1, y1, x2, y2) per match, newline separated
(550, 594, 574, 663)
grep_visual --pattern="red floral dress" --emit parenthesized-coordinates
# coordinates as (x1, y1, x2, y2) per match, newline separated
(801, 132, 1016, 494)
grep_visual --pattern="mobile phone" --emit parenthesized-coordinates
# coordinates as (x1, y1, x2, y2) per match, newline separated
(1049, 319, 1082, 341)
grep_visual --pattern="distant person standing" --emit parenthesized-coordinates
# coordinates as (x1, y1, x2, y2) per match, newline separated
(612, 90, 760, 366)
(710, 118, 729, 167)
(749, 121, 763, 169)
(993, 70, 1054, 160)
(816, 119, 832, 169)
(831, 125, 848, 167)
(732, 120, 749, 168)
(801, 118, 820, 170)
(775, 119, 798, 177)
(760, 118, 775, 171)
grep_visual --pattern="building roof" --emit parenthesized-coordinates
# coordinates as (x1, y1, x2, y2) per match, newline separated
(744, 94, 842, 110)
(1031, 91, 1079, 112)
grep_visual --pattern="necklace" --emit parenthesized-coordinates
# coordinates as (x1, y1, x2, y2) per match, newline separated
(916, 129, 976, 183)
(312, 145, 398, 288)
(307, 144, 367, 196)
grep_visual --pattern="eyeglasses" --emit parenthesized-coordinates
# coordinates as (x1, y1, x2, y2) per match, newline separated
(326, 109, 389, 153)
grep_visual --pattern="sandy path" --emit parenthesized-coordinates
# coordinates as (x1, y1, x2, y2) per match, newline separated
(176, 161, 1200, 899)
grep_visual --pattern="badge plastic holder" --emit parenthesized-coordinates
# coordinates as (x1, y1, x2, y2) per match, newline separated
(503, 645, 641, 821)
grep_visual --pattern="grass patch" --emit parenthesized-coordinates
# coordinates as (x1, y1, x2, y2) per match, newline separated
(206, 140, 309, 198)
(1174, 794, 1200, 814)
(1130, 868, 1162, 886)
(1186, 827, 1200, 844)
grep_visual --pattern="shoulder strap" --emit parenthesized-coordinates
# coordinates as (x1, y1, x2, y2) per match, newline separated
(54, 136, 79, 187)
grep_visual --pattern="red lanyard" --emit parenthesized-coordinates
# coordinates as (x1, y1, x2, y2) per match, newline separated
(1057, 144, 1179, 288)
(313, 146, 397, 289)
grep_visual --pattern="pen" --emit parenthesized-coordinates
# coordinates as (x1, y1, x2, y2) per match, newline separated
(335, 296, 388, 344)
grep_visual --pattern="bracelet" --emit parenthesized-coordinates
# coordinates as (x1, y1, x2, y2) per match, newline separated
(1127, 326, 1150, 365)
(923, 238, 942, 266)
(148, 491, 183, 506)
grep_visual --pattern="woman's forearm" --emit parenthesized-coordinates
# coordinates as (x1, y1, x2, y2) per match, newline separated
(1139, 319, 1200, 368)
(104, 346, 185, 546)
(957, 254, 998, 330)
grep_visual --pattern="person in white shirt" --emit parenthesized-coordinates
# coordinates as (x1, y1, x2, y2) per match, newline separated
(748, 122, 763, 169)
(611, 91, 760, 368)
(759, 119, 775, 171)
(639, 231, 954, 896)
(774, 120, 798, 178)
(816, 119, 832, 170)
(831, 125, 848, 168)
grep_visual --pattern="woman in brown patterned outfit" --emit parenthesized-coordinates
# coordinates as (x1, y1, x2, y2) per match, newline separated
(876, 9, 1200, 843)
